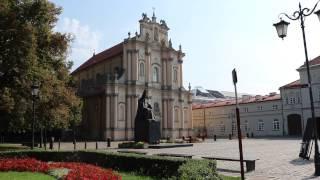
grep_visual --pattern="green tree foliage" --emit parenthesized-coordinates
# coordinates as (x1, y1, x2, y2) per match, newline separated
(0, 0, 81, 133)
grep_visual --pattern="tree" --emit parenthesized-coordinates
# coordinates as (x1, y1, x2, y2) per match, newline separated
(0, 0, 81, 134)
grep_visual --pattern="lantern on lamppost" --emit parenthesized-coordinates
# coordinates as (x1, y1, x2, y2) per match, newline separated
(31, 83, 39, 150)
(273, 20, 290, 39)
(273, 1, 320, 176)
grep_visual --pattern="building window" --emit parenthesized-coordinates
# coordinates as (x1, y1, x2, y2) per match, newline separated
(174, 107, 179, 122)
(173, 68, 178, 82)
(153, 66, 159, 82)
(232, 121, 237, 132)
(118, 104, 125, 121)
(244, 120, 248, 132)
(257, 106, 262, 111)
(290, 97, 296, 104)
(184, 108, 188, 122)
(272, 105, 278, 110)
(139, 62, 145, 77)
(257, 120, 264, 131)
(220, 122, 225, 133)
(243, 107, 249, 113)
(273, 119, 280, 131)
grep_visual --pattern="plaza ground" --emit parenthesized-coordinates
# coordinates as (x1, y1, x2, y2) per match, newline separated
(24, 137, 319, 179)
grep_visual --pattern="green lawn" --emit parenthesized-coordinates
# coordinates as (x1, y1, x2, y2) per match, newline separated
(0, 172, 55, 180)
(220, 174, 241, 180)
(119, 172, 155, 180)
(119, 171, 240, 180)
(0, 144, 29, 151)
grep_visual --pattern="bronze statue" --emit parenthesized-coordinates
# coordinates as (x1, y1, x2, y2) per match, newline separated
(134, 90, 160, 143)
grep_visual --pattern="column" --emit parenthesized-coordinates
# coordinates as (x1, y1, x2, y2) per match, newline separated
(179, 63, 183, 87)
(126, 95, 131, 139)
(168, 99, 174, 129)
(167, 59, 173, 87)
(106, 96, 111, 138)
(162, 59, 167, 87)
(131, 50, 138, 81)
(163, 99, 168, 129)
(127, 50, 131, 81)
(145, 52, 151, 83)
(180, 103, 184, 130)
(111, 94, 118, 139)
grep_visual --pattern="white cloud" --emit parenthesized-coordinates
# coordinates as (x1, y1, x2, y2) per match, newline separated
(55, 18, 102, 71)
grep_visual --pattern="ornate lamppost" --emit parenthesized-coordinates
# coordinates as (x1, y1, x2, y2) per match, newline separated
(31, 83, 39, 150)
(273, 1, 320, 176)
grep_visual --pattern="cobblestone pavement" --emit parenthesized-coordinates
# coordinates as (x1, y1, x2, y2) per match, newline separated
(51, 137, 318, 179)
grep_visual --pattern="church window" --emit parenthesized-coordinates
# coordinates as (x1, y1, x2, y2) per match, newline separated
(154, 27, 159, 41)
(173, 68, 178, 82)
(174, 107, 179, 122)
(139, 62, 145, 77)
(184, 108, 188, 122)
(118, 104, 125, 121)
(153, 66, 159, 82)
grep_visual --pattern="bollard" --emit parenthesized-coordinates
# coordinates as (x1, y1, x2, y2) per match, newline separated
(182, 136, 185, 141)
(73, 140, 76, 150)
(246, 133, 249, 138)
(85, 140, 87, 150)
(44, 138, 47, 151)
(58, 138, 60, 151)
(229, 134, 232, 140)
(49, 137, 54, 150)
(107, 138, 111, 147)
(188, 136, 192, 143)
(202, 136, 205, 141)
(96, 141, 98, 150)
(214, 135, 217, 141)
(251, 132, 254, 138)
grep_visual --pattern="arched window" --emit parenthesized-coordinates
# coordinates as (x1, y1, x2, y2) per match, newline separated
(184, 108, 188, 122)
(139, 62, 145, 77)
(173, 68, 178, 82)
(118, 104, 125, 121)
(153, 66, 159, 82)
(174, 107, 179, 122)
(154, 102, 160, 113)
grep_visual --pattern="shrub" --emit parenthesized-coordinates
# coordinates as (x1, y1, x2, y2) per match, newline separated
(118, 142, 144, 149)
(177, 159, 221, 180)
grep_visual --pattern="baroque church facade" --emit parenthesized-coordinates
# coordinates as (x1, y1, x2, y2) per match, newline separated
(71, 13, 193, 140)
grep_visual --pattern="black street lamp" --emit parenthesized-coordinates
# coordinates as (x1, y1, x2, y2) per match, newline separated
(274, 1, 320, 176)
(31, 83, 39, 150)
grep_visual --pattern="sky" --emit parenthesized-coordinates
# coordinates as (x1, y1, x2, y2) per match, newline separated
(51, 0, 320, 95)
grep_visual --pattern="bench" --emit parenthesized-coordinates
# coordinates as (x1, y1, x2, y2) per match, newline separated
(117, 150, 147, 155)
(155, 153, 193, 159)
(202, 156, 256, 172)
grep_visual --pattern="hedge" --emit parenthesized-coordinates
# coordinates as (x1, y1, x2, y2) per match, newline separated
(0, 150, 221, 179)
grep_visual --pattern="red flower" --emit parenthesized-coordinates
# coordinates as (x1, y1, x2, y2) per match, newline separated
(0, 158, 121, 180)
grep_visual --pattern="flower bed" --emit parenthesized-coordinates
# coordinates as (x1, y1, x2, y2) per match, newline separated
(0, 157, 121, 180)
